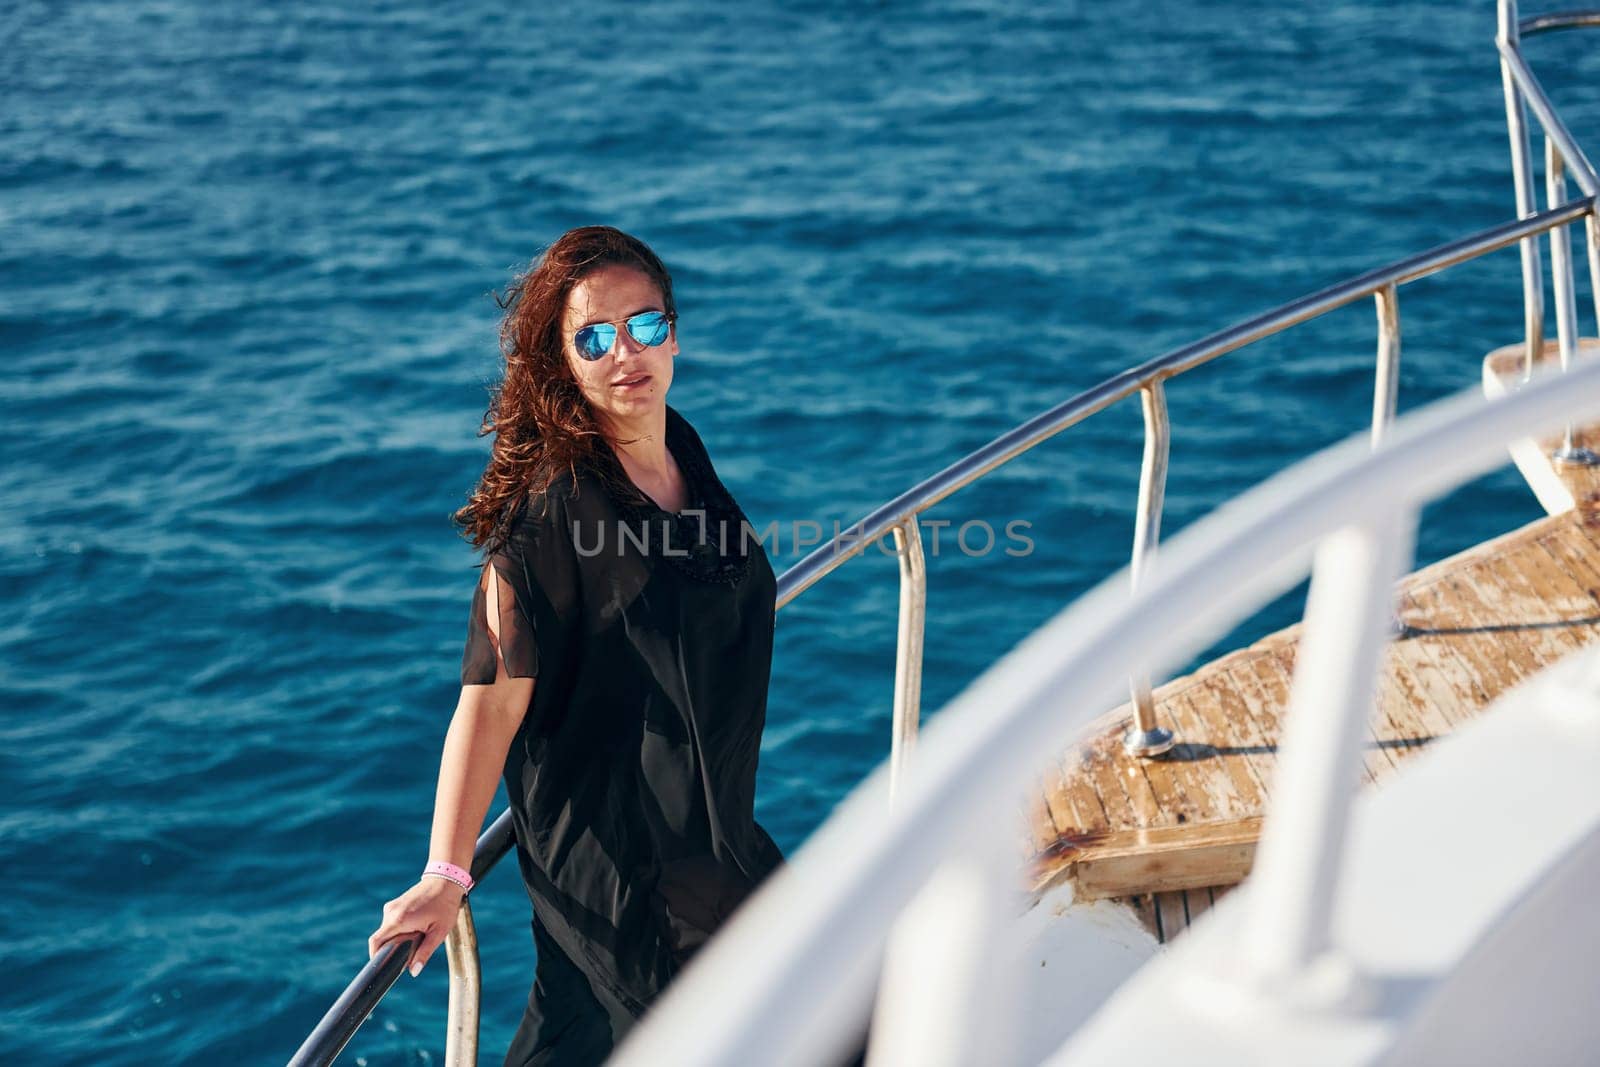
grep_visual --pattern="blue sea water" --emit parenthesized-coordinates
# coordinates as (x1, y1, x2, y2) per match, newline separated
(5, 1, 1600, 1062)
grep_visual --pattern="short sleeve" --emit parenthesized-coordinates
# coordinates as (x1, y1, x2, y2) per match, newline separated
(460, 557, 539, 684)
(459, 492, 581, 686)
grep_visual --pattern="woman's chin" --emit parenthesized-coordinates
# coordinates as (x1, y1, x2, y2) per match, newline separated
(614, 387, 663, 408)
(597, 390, 665, 423)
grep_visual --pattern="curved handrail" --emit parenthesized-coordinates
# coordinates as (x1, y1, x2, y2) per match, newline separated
(771, 198, 1592, 607)
(1520, 9, 1600, 35)
(288, 818, 514, 1065)
(608, 347, 1600, 1067)
(294, 6, 1600, 1062)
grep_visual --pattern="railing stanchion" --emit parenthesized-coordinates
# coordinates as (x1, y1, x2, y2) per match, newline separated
(1586, 210, 1600, 340)
(1547, 139, 1599, 465)
(1500, 42, 1600, 196)
(889, 516, 928, 800)
(1371, 284, 1401, 447)
(868, 826, 1020, 1067)
(444, 900, 482, 1067)
(1126, 382, 1176, 758)
(1500, 0, 1546, 378)
(1241, 511, 1417, 994)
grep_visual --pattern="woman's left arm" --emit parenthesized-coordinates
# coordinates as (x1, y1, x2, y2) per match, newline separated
(367, 564, 534, 976)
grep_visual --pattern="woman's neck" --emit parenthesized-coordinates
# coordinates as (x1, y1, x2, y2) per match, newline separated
(599, 407, 672, 480)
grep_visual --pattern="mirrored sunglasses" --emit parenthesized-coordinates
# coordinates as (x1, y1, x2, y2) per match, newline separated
(573, 310, 674, 362)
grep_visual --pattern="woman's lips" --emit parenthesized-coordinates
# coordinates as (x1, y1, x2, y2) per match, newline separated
(614, 374, 651, 389)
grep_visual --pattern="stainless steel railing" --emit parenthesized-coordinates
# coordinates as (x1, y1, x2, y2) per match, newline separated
(291, 6, 1600, 1063)
(292, 816, 513, 1066)
(1501, 0, 1600, 463)
(770, 202, 1595, 759)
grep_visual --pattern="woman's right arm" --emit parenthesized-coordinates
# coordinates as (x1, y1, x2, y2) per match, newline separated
(366, 566, 535, 977)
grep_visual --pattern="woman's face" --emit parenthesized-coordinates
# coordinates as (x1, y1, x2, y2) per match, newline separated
(561, 264, 677, 429)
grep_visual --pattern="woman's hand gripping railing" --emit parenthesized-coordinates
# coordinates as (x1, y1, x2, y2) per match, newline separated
(288, 815, 514, 1067)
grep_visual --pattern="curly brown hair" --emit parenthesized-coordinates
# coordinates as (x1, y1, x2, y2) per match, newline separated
(454, 225, 677, 554)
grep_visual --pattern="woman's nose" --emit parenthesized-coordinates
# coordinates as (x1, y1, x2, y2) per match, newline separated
(612, 326, 646, 358)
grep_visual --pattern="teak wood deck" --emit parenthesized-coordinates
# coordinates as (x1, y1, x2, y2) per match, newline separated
(1024, 442, 1600, 932)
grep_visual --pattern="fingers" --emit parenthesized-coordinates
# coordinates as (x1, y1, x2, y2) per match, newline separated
(408, 925, 447, 978)
(367, 899, 405, 960)
(368, 926, 420, 966)
(365, 885, 462, 977)
(368, 901, 423, 966)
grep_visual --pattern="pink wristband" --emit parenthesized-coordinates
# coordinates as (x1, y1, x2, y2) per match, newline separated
(422, 860, 474, 893)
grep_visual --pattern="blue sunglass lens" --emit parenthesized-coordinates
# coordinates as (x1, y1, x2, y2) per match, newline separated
(626, 311, 670, 347)
(575, 324, 617, 361)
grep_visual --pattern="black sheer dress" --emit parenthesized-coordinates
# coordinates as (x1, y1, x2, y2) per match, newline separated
(458, 404, 785, 1066)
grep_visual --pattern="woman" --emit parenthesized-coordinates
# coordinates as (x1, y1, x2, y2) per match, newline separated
(366, 225, 785, 1065)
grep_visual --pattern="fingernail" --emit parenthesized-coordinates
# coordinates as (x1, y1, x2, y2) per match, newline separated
(410, 961, 422, 977)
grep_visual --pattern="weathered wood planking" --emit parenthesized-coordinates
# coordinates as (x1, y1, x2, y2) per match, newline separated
(1124, 885, 1230, 944)
(1025, 505, 1600, 904)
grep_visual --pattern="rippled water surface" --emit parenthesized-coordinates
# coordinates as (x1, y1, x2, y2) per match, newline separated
(6, 2, 1600, 1062)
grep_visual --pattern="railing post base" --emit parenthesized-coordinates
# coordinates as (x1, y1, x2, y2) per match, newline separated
(1551, 445, 1600, 466)
(1124, 723, 1175, 758)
